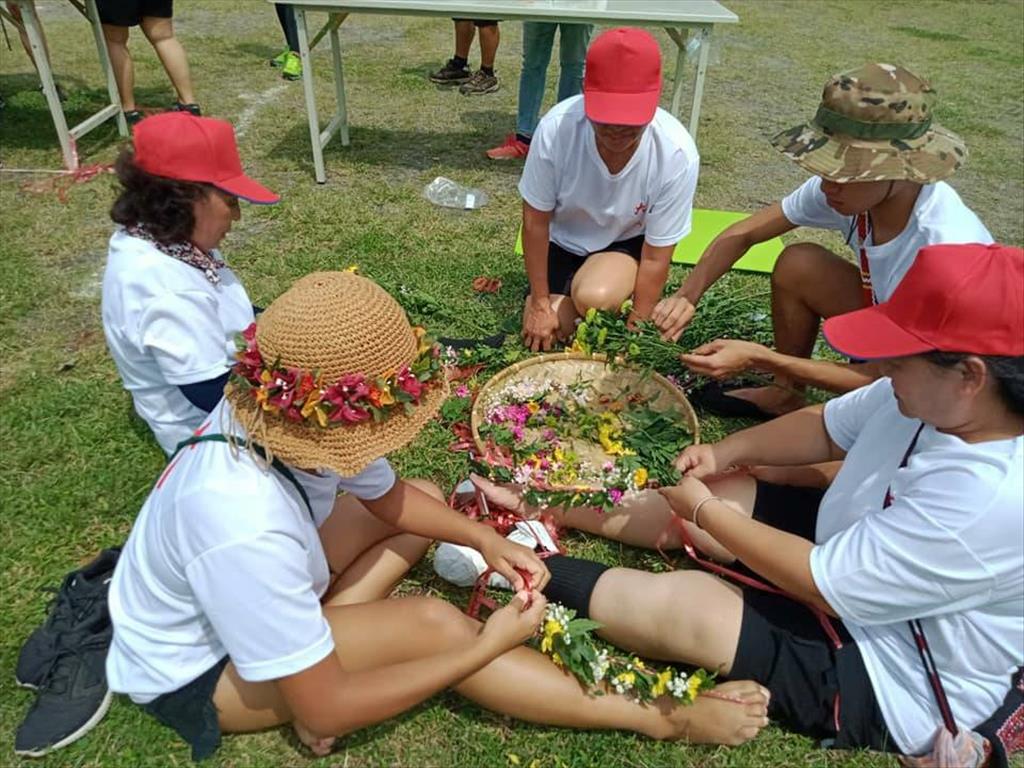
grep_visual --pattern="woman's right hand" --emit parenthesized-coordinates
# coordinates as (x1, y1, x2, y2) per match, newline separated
(480, 592, 548, 654)
(522, 295, 560, 352)
(675, 443, 727, 480)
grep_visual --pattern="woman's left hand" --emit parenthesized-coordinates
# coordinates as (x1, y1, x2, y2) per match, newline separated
(658, 476, 714, 522)
(479, 533, 550, 592)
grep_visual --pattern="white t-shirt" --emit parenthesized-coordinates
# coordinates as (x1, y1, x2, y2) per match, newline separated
(518, 95, 699, 257)
(101, 229, 255, 455)
(810, 379, 1023, 755)
(781, 178, 992, 302)
(106, 399, 398, 703)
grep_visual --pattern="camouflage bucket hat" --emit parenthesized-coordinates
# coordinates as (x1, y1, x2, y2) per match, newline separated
(771, 63, 967, 183)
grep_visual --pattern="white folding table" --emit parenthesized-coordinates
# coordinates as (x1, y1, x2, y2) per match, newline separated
(1, 0, 127, 170)
(270, 0, 738, 182)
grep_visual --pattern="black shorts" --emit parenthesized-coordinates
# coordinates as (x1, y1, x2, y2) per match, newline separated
(139, 656, 228, 761)
(728, 482, 897, 752)
(97, 0, 173, 27)
(547, 234, 645, 296)
(452, 18, 499, 27)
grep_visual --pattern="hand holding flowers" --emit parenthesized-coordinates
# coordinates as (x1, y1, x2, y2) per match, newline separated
(658, 476, 717, 524)
(480, 591, 549, 654)
(477, 530, 551, 592)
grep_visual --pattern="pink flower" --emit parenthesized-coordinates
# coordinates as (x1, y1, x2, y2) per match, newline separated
(541, 428, 556, 441)
(329, 402, 371, 424)
(602, 461, 614, 473)
(511, 425, 525, 442)
(396, 368, 423, 400)
(337, 373, 370, 400)
(608, 488, 624, 504)
(455, 384, 470, 398)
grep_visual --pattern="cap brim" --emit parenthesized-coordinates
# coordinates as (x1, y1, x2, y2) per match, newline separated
(584, 89, 659, 126)
(770, 122, 966, 184)
(213, 174, 279, 205)
(823, 306, 935, 360)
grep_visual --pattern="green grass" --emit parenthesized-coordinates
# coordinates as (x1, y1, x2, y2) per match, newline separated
(1, 1, 1022, 766)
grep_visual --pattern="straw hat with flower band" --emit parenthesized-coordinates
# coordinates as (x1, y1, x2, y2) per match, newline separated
(771, 62, 967, 184)
(225, 271, 448, 477)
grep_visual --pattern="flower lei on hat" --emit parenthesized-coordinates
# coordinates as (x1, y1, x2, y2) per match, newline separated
(229, 322, 444, 426)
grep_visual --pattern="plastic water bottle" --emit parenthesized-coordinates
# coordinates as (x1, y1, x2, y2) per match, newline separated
(424, 176, 489, 210)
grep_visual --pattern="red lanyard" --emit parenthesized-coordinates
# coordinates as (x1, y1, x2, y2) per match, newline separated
(857, 212, 877, 307)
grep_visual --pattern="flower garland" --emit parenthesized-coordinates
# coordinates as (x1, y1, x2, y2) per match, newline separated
(229, 323, 444, 426)
(537, 603, 715, 704)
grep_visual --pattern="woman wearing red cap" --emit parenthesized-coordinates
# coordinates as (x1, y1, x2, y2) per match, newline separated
(101, 112, 280, 455)
(534, 244, 1024, 762)
(518, 27, 699, 352)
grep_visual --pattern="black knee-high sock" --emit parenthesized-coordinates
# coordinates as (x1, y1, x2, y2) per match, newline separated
(541, 555, 610, 619)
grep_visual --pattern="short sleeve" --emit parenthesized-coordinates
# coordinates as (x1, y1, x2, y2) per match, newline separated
(644, 158, 699, 246)
(823, 378, 894, 451)
(518, 117, 558, 212)
(336, 458, 397, 500)
(810, 465, 996, 625)
(186, 533, 334, 682)
(138, 290, 233, 385)
(780, 177, 850, 232)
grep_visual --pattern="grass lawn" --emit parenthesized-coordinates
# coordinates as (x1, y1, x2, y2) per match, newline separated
(1, 1, 1022, 766)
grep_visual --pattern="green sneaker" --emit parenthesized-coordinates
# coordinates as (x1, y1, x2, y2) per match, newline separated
(269, 48, 289, 68)
(281, 51, 302, 81)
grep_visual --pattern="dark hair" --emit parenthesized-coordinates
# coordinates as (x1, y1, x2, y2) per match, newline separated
(110, 148, 208, 245)
(922, 351, 1024, 415)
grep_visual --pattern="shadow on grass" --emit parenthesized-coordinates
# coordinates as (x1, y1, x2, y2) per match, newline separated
(234, 41, 286, 63)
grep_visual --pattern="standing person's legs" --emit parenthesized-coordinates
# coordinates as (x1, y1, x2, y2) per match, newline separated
(275, 2, 299, 52)
(139, 14, 196, 107)
(555, 23, 591, 103)
(102, 24, 135, 111)
(727, 243, 864, 413)
(477, 22, 499, 71)
(453, 19, 475, 61)
(515, 22, 557, 140)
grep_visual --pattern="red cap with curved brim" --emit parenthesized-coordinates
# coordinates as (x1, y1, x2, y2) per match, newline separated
(823, 243, 1024, 360)
(583, 27, 662, 126)
(132, 112, 279, 204)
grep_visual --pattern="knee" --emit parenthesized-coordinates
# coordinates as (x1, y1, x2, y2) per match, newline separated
(571, 279, 627, 314)
(413, 597, 476, 646)
(405, 478, 445, 503)
(141, 19, 174, 43)
(770, 242, 828, 295)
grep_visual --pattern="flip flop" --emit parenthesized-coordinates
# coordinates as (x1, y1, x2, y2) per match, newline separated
(688, 380, 777, 422)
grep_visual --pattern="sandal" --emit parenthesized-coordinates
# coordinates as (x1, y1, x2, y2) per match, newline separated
(688, 380, 778, 422)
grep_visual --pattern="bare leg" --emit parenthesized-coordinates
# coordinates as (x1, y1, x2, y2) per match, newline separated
(570, 250, 638, 315)
(548, 293, 579, 341)
(453, 20, 475, 60)
(729, 243, 863, 414)
(213, 596, 769, 745)
(477, 24, 499, 69)
(102, 24, 134, 111)
(139, 16, 195, 105)
(318, 479, 435, 606)
(7, 3, 50, 72)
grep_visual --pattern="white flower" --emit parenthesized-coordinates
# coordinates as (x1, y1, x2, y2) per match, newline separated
(667, 673, 689, 699)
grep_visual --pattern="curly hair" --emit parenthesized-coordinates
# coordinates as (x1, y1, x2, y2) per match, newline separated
(110, 148, 208, 245)
(923, 351, 1024, 416)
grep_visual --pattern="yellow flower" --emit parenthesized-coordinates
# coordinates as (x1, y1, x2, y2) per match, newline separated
(260, 370, 272, 383)
(300, 389, 323, 419)
(633, 468, 648, 488)
(686, 674, 702, 700)
(632, 657, 647, 672)
(540, 618, 563, 654)
(378, 382, 396, 406)
(526, 401, 540, 415)
(551, 652, 564, 667)
(412, 326, 431, 354)
(652, 670, 673, 698)
(598, 425, 630, 457)
(344, 264, 359, 273)
(615, 671, 636, 686)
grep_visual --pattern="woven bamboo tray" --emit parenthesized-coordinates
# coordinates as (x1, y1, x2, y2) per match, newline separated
(470, 352, 700, 457)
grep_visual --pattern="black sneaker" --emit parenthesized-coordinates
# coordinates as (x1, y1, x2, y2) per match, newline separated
(124, 109, 144, 126)
(172, 101, 202, 116)
(429, 58, 472, 85)
(14, 627, 114, 757)
(16, 548, 120, 690)
(459, 70, 499, 96)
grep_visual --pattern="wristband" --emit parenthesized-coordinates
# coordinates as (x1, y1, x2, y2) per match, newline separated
(691, 495, 722, 529)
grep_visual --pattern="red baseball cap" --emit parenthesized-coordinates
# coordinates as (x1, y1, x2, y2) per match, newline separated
(132, 112, 279, 204)
(823, 243, 1024, 360)
(583, 28, 662, 126)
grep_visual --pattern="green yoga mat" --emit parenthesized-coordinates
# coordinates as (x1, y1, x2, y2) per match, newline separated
(513, 209, 784, 274)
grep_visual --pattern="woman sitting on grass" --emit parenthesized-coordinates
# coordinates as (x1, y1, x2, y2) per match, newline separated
(532, 244, 1024, 762)
(101, 111, 278, 455)
(106, 271, 770, 760)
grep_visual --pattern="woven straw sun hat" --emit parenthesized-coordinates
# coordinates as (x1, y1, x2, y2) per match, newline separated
(225, 271, 448, 476)
(770, 63, 967, 184)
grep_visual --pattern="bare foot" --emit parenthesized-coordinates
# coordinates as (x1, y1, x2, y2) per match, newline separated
(293, 721, 335, 756)
(470, 473, 533, 517)
(659, 680, 770, 745)
(726, 385, 805, 416)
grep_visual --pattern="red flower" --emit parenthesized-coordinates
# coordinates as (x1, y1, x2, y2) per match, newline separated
(335, 402, 371, 424)
(294, 371, 316, 401)
(241, 323, 258, 342)
(396, 368, 423, 400)
(337, 373, 370, 401)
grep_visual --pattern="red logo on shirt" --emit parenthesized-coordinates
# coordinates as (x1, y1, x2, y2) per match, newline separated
(634, 201, 648, 216)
